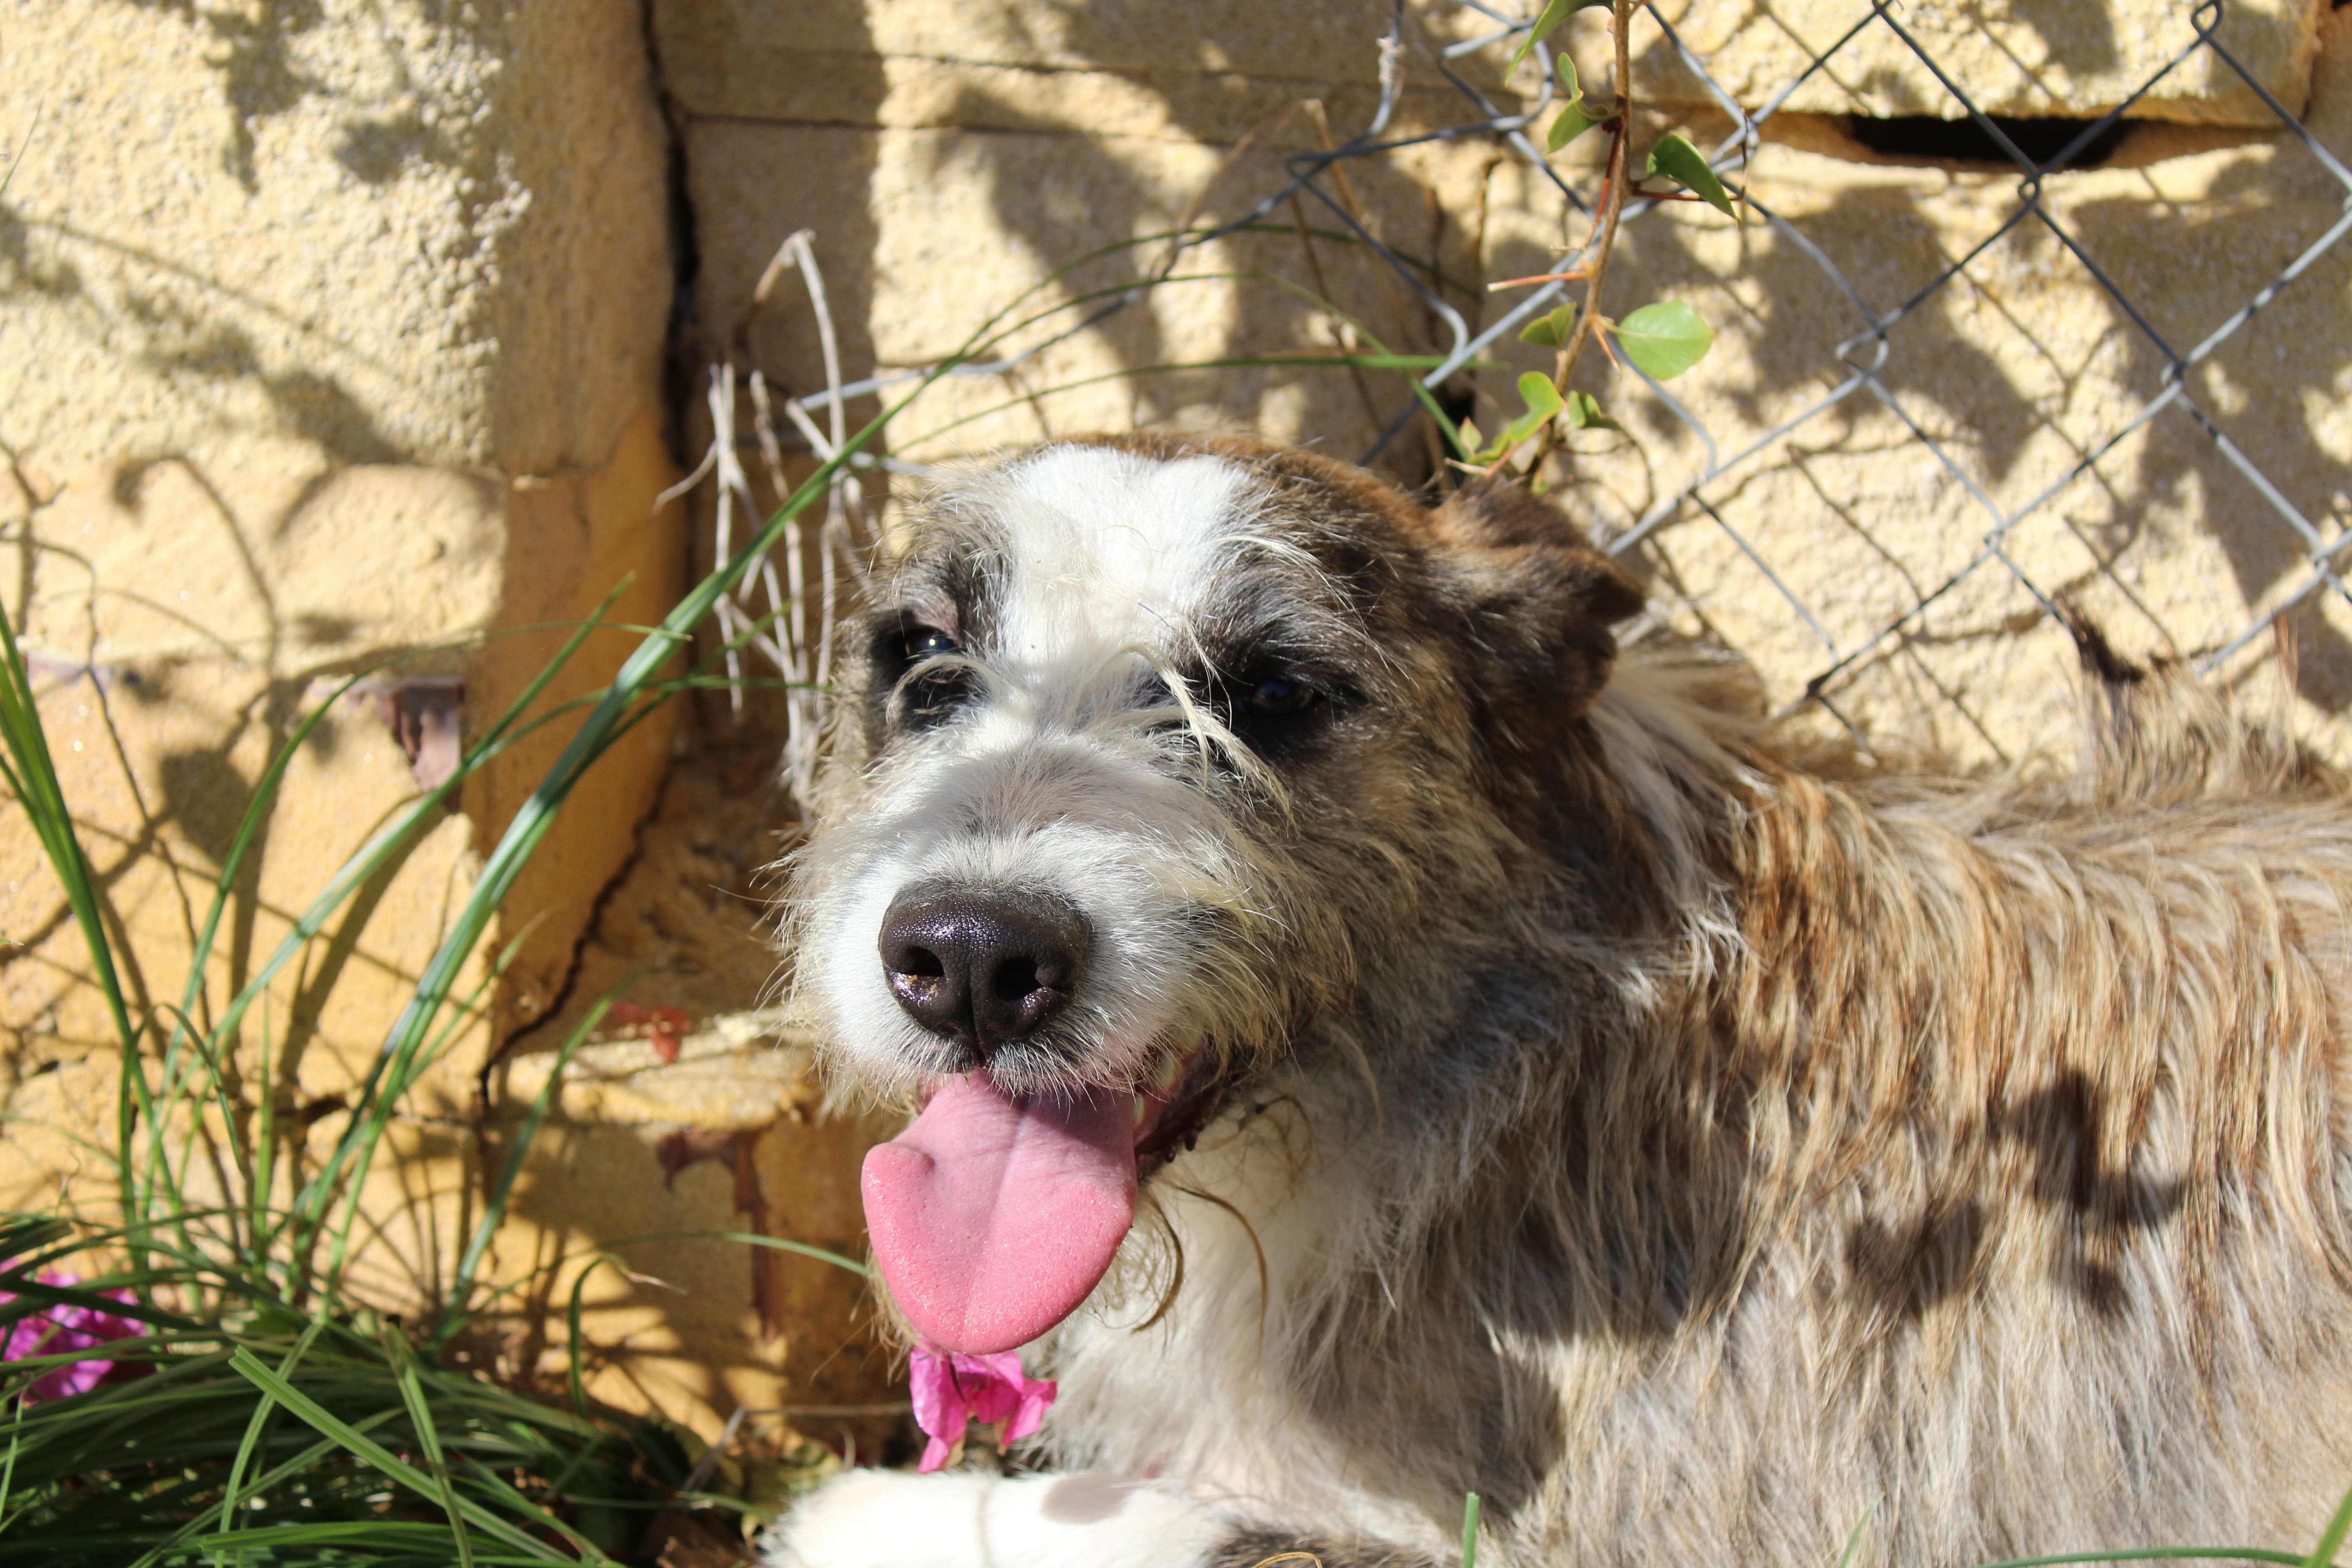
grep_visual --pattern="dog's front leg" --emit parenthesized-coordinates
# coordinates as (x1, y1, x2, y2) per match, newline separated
(761, 1469, 1440, 1568)
(760, 1469, 1223, 1568)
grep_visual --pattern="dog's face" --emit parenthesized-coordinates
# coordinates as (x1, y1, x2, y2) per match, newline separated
(790, 434, 1642, 1353)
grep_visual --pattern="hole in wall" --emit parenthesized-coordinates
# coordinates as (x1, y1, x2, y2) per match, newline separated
(1735, 110, 2279, 172)
(1844, 113, 2134, 170)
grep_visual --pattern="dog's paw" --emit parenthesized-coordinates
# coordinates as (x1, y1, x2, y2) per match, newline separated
(758, 1468, 1225, 1568)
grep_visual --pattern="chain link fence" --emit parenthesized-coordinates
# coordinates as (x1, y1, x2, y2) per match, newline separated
(709, 0, 2352, 770)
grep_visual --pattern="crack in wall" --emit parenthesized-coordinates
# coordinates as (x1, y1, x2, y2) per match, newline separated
(642, 0, 706, 471)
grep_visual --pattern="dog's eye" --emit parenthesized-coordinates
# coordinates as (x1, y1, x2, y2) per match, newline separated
(904, 626, 959, 660)
(1196, 659, 1343, 763)
(872, 620, 973, 731)
(1247, 676, 1318, 717)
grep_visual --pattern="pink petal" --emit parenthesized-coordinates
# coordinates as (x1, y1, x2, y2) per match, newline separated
(1004, 1374, 1057, 1444)
(907, 1347, 972, 1454)
(0, 1274, 149, 1406)
(958, 1352, 1025, 1426)
(905, 1343, 1058, 1467)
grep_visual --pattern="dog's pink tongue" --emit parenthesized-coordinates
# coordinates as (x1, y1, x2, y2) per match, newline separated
(862, 1073, 1137, 1354)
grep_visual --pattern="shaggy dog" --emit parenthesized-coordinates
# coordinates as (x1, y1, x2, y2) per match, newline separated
(766, 432, 2352, 1568)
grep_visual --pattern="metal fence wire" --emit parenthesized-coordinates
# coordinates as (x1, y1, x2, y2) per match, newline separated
(719, 0, 2352, 771)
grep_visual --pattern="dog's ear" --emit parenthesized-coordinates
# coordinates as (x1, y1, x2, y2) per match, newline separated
(1426, 480, 1645, 712)
(1428, 475, 1619, 554)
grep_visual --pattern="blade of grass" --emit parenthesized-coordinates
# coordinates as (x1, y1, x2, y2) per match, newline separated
(215, 1318, 324, 1539)
(240, 592, 633, 1297)
(1460, 1491, 1480, 1568)
(206, 1409, 406, 1517)
(2309, 1483, 2352, 1568)
(0, 1222, 70, 1267)
(0, 1387, 23, 1536)
(434, 984, 629, 1350)
(454, 1225, 868, 1336)
(385, 1329, 475, 1568)
(230, 584, 631, 1142)
(1835, 1497, 1880, 1568)
(144, 667, 374, 1236)
(0, 1276, 194, 1335)
(249, 995, 275, 1287)
(225, 1348, 573, 1562)
(150, 1000, 249, 1279)
(0, 597, 147, 1260)
(564, 1255, 626, 1418)
(450, 1451, 623, 1565)
(126, 1407, 413, 1568)
(289, 923, 534, 1295)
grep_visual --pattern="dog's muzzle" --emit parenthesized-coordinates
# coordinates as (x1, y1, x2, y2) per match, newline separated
(877, 883, 1093, 1062)
(857, 882, 1239, 1355)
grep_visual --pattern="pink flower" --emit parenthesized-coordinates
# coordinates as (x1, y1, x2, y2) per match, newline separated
(907, 1344, 1056, 1472)
(0, 1274, 149, 1404)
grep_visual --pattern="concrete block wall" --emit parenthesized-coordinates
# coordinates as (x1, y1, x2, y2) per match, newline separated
(0, 0, 686, 1373)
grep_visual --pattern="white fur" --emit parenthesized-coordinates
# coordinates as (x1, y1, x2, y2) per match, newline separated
(987, 446, 1253, 656)
(760, 1470, 1230, 1568)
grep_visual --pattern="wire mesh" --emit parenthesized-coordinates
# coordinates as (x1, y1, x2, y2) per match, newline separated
(707, 0, 2352, 772)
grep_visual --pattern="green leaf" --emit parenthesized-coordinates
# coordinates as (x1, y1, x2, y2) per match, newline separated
(1644, 133, 1737, 218)
(1548, 100, 1603, 154)
(1555, 53, 1578, 101)
(436, 983, 628, 1350)
(1613, 300, 1715, 380)
(1518, 304, 1578, 350)
(1563, 390, 1623, 431)
(1510, 0, 1607, 72)
(1516, 371, 1565, 422)
(1474, 373, 1567, 461)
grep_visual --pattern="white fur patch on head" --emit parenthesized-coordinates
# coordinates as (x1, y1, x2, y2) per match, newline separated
(985, 446, 1255, 664)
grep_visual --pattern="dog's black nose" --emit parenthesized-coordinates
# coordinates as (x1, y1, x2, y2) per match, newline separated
(878, 886, 1091, 1055)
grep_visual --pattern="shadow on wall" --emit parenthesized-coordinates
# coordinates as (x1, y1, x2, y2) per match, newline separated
(1470, 22, 2352, 759)
(0, 647, 463, 1109)
(670, 0, 1482, 595)
(0, 203, 405, 468)
(663, 0, 2352, 769)
(115, 0, 473, 193)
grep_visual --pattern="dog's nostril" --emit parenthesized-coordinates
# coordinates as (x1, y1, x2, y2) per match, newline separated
(877, 884, 1092, 1056)
(991, 957, 1040, 1001)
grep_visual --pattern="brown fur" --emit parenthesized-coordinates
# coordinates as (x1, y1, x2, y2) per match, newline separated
(781, 435, 2352, 1568)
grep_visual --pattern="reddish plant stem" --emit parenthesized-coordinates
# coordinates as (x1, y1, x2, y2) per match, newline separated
(1488, 0, 1638, 480)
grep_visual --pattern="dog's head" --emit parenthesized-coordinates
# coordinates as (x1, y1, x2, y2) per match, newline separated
(789, 433, 1643, 1353)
